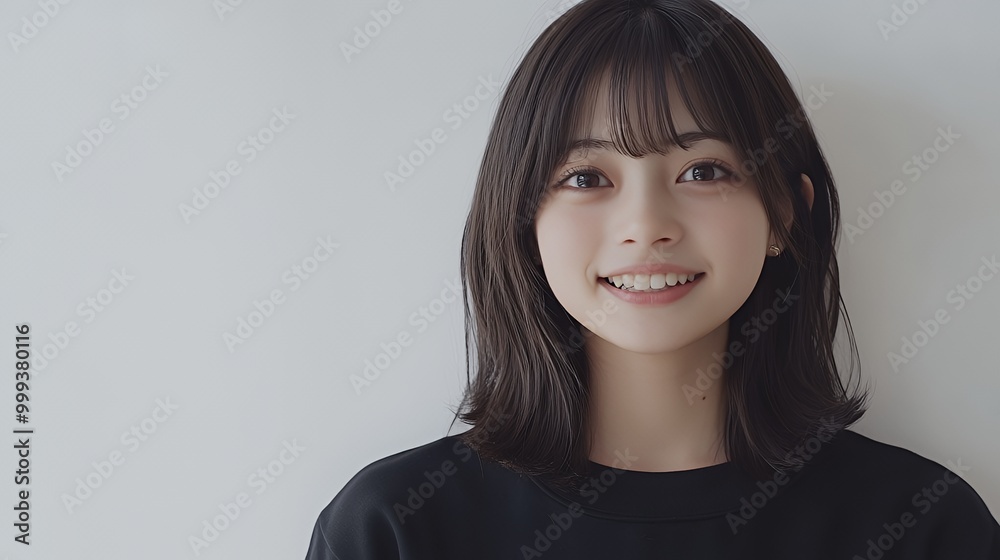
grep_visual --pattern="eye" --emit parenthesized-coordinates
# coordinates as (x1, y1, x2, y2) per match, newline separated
(678, 159, 737, 183)
(551, 166, 609, 190)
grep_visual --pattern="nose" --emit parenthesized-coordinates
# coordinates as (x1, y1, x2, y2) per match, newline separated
(612, 167, 683, 250)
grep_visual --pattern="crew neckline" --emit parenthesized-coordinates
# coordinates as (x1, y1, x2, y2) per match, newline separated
(532, 457, 770, 521)
(529, 428, 853, 521)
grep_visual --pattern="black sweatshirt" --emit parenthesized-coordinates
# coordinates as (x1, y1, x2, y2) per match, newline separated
(304, 429, 1000, 559)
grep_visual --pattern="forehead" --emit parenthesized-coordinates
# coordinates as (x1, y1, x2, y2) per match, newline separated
(566, 73, 707, 161)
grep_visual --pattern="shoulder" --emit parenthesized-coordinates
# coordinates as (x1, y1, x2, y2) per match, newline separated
(342, 434, 489, 505)
(305, 434, 485, 559)
(326, 434, 475, 500)
(800, 428, 1000, 554)
(815, 428, 983, 492)
(314, 433, 475, 520)
(816, 428, 960, 475)
(812, 428, 990, 505)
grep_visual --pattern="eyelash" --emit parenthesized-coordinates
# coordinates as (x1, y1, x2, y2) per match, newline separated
(552, 158, 738, 190)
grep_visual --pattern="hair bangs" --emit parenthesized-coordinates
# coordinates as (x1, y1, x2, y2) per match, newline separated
(552, 11, 746, 176)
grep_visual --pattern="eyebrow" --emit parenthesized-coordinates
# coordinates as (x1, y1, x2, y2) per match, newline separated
(565, 130, 729, 158)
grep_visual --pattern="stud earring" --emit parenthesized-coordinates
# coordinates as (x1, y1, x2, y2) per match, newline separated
(767, 244, 781, 257)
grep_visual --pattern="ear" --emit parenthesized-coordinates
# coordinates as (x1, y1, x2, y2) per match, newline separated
(781, 173, 815, 232)
(800, 173, 815, 214)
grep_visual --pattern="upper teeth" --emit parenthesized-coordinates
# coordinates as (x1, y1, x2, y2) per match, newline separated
(605, 273, 699, 290)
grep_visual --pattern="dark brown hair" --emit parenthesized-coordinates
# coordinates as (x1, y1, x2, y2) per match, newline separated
(447, 0, 869, 490)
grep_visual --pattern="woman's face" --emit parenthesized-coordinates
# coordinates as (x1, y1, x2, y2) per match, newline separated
(534, 82, 772, 354)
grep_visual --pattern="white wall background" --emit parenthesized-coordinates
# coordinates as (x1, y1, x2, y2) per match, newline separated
(0, 0, 997, 557)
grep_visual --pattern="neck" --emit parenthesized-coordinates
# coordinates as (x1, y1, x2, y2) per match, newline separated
(585, 320, 730, 472)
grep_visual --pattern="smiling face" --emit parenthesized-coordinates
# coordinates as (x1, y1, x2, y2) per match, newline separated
(533, 78, 773, 355)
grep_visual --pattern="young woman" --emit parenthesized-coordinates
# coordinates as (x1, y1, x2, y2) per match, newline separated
(306, 0, 1000, 557)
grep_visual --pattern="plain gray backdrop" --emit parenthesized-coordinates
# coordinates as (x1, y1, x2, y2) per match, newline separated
(0, 0, 997, 557)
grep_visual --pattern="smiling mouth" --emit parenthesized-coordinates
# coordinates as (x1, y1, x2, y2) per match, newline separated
(600, 272, 705, 292)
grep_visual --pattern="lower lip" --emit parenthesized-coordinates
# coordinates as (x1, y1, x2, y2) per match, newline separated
(599, 274, 703, 305)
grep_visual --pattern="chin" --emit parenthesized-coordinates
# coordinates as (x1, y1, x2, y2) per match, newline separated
(591, 325, 708, 354)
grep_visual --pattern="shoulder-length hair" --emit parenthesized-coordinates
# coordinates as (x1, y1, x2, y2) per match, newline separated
(448, 0, 869, 490)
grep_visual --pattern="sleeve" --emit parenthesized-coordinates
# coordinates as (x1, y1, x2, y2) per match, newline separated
(918, 469, 1000, 558)
(303, 468, 403, 560)
(304, 517, 337, 560)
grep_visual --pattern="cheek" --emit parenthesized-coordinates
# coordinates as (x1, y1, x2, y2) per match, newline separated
(696, 197, 770, 279)
(693, 184, 769, 243)
(709, 210, 768, 250)
(535, 205, 599, 284)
